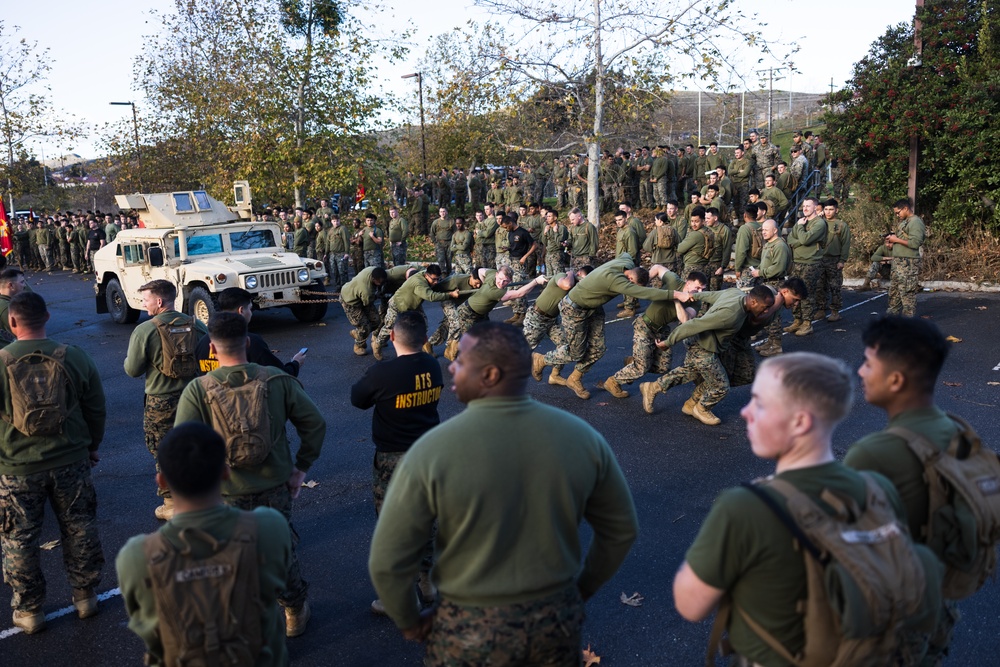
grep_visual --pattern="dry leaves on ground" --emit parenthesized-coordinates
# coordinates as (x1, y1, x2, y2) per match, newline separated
(976, 306, 988, 310)
(988, 382, 1000, 386)
(620, 592, 644, 607)
(301, 480, 319, 489)
(41, 540, 60, 550)
(943, 382, 962, 387)
(945, 336, 963, 343)
(582, 645, 601, 666)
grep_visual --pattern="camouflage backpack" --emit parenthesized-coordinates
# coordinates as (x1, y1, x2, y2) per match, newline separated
(198, 367, 291, 469)
(749, 225, 765, 260)
(655, 225, 677, 250)
(699, 227, 716, 261)
(143, 512, 262, 667)
(153, 315, 199, 380)
(886, 413, 1000, 600)
(0, 345, 72, 437)
(709, 474, 943, 667)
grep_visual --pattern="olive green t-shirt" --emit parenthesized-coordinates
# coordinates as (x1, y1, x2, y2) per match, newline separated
(642, 273, 684, 330)
(534, 272, 570, 317)
(686, 463, 904, 667)
(844, 406, 959, 543)
(467, 270, 507, 315)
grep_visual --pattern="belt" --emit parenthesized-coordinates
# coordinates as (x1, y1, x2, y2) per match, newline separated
(641, 314, 664, 333)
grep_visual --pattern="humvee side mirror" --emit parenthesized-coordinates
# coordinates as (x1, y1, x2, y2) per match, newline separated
(149, 246, 164, 267)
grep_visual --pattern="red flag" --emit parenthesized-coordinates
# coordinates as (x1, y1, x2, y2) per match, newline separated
(355, 165, 366, 203)
(0, 199, 13, 258)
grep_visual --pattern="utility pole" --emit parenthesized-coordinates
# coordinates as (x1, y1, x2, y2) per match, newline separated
(110, 101, 142, 190)
(756, 67, 787, 137)
(908, 0, 924, 209)
(401, 73, 427, 181)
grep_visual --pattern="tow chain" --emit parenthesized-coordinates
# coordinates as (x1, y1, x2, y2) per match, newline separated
(259, 288, 341, 306)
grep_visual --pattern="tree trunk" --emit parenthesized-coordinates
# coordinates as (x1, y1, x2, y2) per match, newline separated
(587, 0, 603, 228)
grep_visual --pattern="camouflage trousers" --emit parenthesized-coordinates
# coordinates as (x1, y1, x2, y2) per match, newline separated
(0, 460, 104, 612)
(430, 301, 461, 346)
(719, 334, 756, 388)
(225, 484, 308, 609)
(328, 253, 350, 288)
(543, 297, 605, 375)
(38, 244, 53, 271)
(70, 245, 84, 272)
(656, 342, 729, 409)
(522, 307, 562, 350)
(764, 279, 786, 347)
(364, 249, 385, 269)
(614, 316, 672, 384)
(509, 260, 529, 316)
(571, 255, 594, 271)
(888, 257, 921, 317)
(351, 247, 365, 275)
(144, 391, 182, 498)
(736, 266, 760, 290)
(791, 261, 823, 322)
(706, 263, 725, 292)
(377, 302, 426, 349)
(425, 586, 584, 667)
(731, 183, 749, 220)
(448, 302, 488, 342)
(481, 245, 496, 270)
(452, 251, 472, 276)
(342, 300, 382, 347)
(815, 256, 844, 312)
(639, 180, 653, 208)
(373, 452, 433, 574)
(521, 249, 538, 279)
(496, 251, 510, 271)
(391, 241, 408, 267)
(434, 243, 451, 275)
(546, 251, 566, 276)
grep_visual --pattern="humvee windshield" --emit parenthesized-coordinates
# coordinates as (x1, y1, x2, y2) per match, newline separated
(229, 229, 277, 250)
(174, 234, 224, 256)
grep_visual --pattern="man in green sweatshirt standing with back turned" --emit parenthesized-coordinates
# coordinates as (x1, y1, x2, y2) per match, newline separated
(369, 321, 638, 666)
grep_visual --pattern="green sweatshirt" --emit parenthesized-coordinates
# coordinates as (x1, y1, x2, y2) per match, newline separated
(467, 270, 508, 315)
(759, 238, 792, 280)
(643, 273, 685, 332)
(388, 217, 409, 243)
(391, 272, 452, 311)
(667, 288, 748, 353)
(0, 339, 106, 475)
(892, 215, 925, 258)
(368, 395, 638, 630)
(326, 225, 350, 254)
(116, 505, 291, 667)
(676, 229, 708, 269)
(124, 312, 209, 395)
(451, 230, 473, 254)
(534, 272, 571, 317)
(824, 218, 852, 261)
(544, 224, 569, 253)
(615, 226, 639, 257)
(787, 216, 828, 264)
(706, 222, 732, 267)
(568, 255, 677, 309)
(570, 223, 598, 257)
(175, 363, 326, 495)
(362, 225, 384, 252)
(733, 221, 762, 272)
(340, 267, 380, 306)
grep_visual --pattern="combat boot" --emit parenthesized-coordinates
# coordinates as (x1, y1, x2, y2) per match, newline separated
(417, 573, 437, 605)
(758, 341, 782, 357)
(73, 588, 98, 619)
(783, 319, 803, 334)
(640, 382, 661, 414)
(601, 376, 629, 398)
(422, 341, 434, 355)
(285, 600, 311, 637)
(566, 370, 591, 399)
(353, 343, 368, 356)
(370, 599, 387, 615)
(154, 497, 174, 521)
(857, 279, 871, 292)
(548, 368, 567, 386)
(795, 322, 814, 337)
(504, 313, 519, 324)
(620, 309, 637, 319)
(508, 313, 525, 327)
(372, 342, 384, 361)
(444, 340, 459, 361)
(681, 396, 697, 416)
(692, 404, 722, 426)
(12, 609, 45, 634)
(531, 353, 548, 381)
(826, 310, 841, 322)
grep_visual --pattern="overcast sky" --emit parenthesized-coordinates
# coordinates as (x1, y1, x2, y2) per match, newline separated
(6, 0, 916, 159)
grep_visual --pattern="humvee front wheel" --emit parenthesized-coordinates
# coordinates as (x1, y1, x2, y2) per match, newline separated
(188, 287, 216, 325)
(291, 282, 328, 322)
(106, 278, 140, 324)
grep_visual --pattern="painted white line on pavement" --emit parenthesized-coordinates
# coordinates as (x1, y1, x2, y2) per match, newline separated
(751, 292, 887, 348)
(0, 588, 121, 640)
(993, 361, 1000, 371)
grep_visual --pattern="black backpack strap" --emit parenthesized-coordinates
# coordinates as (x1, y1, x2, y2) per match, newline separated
(740, 482, 825, 563)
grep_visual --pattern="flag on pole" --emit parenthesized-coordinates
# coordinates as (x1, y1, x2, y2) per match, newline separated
(355, 165, 366, 203)
(0, 199, 13, 258)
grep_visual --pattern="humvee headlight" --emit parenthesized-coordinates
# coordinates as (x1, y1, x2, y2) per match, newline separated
(216, 273, 227, 284)
(297, 269, 310, 282)
(245, 275, 258, 289)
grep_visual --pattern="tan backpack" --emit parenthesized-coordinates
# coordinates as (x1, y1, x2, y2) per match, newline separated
(699, 227, 716, 261)
(655, 226, 677, 250)
(0, 345, 72, 437)
(709, 474, 942, 667)
(153, 315, 200, 380)
(143, 511, 263, 667)
(886, 413, 1000, 600)
(198, 367, 291, 469)
(749, 226, 764, 260)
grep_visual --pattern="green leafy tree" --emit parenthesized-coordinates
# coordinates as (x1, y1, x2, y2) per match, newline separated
(825, 0, 1000, 235)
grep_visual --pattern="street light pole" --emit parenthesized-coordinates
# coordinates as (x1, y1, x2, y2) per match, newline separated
(110, 101, 142, 190)
(401, 73, 426, 180)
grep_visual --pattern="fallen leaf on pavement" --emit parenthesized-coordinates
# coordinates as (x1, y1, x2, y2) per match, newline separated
(834, 329, 847, 332)
(582, 645, 601, 666)
(976, 306, 987, 310)
(596, 402, 609, 406)
(620, 591, 644, 607)
(41, 540, 60, 550)
(943, 382, 962, 387)
(945, 336, 963, 343)
(301, 480, 319, 489)
(312, 322, 327, 327)
(987, 382, 1000, 386)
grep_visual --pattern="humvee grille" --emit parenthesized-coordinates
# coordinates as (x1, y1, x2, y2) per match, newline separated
(258, 270, 296, 289)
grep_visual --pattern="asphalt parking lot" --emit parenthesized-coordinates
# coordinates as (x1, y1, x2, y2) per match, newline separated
(2, 269, 999, 666)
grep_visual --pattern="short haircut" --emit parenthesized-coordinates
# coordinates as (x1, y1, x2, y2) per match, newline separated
(0, 267, 24, 284)
(780, 277, 808, 299)
(424, 264, 443, 278)
(9, 291, 47, 329)
(757, 202, 769, 214)
(762, 352, 853, 425)
(393, 310, 428, 347)
(803, 196, 820, 207)
(630, 267, 650, 285)
(370, 267, 388, 282)
(208, 311, 248, 355)
(158, 422, 226, 498)
(569, 207, 583, 217)
(894, 198, 913, 210)
(691, 206, 706, 220)
(217, 287, 253, 312)
(707, 185, 719, 193)
(748, 188, 761, 196)
(748, 284, 776, 306)
(365, 211, 377, 220)
(686, 270, 709, 286)
(745, 205, 759, 218)
(465, 321, 531, 383)
(824, 198, 840, 208)
(139, 279, 177, 304)
(861, 316, 948, 394)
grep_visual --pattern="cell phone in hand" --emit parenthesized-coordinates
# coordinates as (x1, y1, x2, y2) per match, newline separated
(298, 348, 308, 355)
